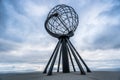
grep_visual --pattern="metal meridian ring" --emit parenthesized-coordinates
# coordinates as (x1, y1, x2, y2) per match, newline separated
(45, 4, 79, 38)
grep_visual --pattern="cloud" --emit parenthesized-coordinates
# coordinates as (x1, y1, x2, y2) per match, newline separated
(73, 0, 120, 50)
(90, 0, 120, 49)
(0, 0, 120, 71)
(0, 0, 51, 62)
(80, 49, 120, 70)
(0, 0, 8, 37)
(0, 39, 20, 52)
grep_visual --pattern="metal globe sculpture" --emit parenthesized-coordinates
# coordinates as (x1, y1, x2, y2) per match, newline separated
(45, 4, 79, 38)
(43, 4, 91, 75)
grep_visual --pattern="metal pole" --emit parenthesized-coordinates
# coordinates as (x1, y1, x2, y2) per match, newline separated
(47, 40, 61, 75)
(43, 39, 61, 73)
(61, 38, 70, 73)
(57, 45, 62, 72)
(66, 42, 76, 72)
(67, 39, 86, 75)
(67, 39, 91, 72)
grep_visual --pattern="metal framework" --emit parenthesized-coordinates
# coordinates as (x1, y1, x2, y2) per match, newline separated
(45, 4, 79, 38)
(43, 4, 91, 75)
(43, 37, 91, 75)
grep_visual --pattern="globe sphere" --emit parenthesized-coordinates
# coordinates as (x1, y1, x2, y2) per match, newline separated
(45, 4, 79, 38)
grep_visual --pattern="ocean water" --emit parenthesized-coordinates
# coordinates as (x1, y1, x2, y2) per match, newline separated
(0, 60, 120, 74)
(0, 63, 46, 74)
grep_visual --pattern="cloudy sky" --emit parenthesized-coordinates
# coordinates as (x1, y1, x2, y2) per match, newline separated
(0, 0, 120, 72)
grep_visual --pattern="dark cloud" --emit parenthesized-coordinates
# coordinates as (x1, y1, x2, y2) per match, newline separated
(5, 0, 27, 15)
(0, 43, 15, 52)
(0, 0, 24, 54)
(0, 0, 8, 36)
(0, 39, 20, 53)
(0, 0, 23, 42)
(76, 0, 120, 50)
(108, 5, 120, 16)
(92, 25, 120, 49)
(100, 0, 120, 17)
(91, 0, 120, 50)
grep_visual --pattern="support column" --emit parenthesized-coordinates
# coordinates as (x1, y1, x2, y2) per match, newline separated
(43, 39, 61, 74)
(61, 38, 70, 73)
(67, 39, 91, 72)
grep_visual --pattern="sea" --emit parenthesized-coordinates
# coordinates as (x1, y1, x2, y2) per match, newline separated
(0, 60, 120, 74)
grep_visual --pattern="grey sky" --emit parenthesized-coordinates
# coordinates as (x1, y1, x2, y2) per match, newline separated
(0, 0, 120, 71)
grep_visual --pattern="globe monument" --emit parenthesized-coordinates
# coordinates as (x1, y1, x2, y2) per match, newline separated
(43, 4, 91, 75)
